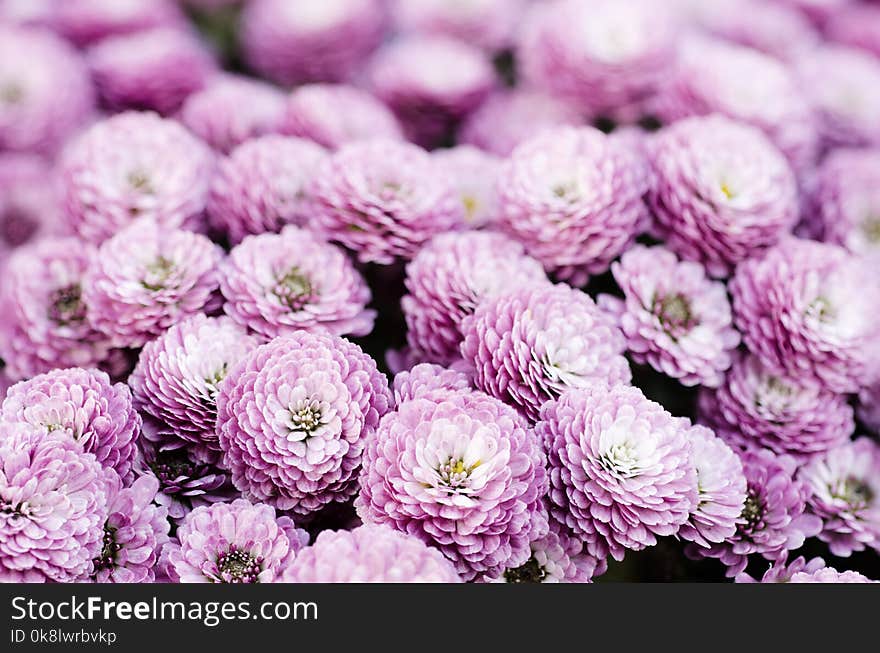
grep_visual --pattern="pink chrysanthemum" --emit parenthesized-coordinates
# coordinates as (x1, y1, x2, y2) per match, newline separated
(600, 245, 739, 387)
(402, 231, 547, 366)
(356, 391, 548, 580)
(129, 315, 260, 450)
(282, 524, 461, 583)
(431, 146, 501, 229)
(163, 498, 308, 583)
(731, 237, 880, 394)
(495, 126, 649, 284)
(0, 367, 140, 480)
(241, 0, 386, 86)
(59, 111, 214, 244)
(83, 218, 223, 348)
(207, 136, 327, 245)
(790, 568, 876, 583)
(216, 332, 392, 515)
(278, 83, 403, 150)
(52, 0, 185, 47)
(798, 438, 880, 557)
(735, 552, 828, 583)
(220, 226, 374, 339)
(392, 363, 472, 406)
(306, 139, 464, 264)
(461, 283, 631, 422)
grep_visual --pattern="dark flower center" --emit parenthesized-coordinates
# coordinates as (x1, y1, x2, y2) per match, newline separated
(274, 267, 314, 310)
(48, 284, 86, 326)
(289, 403, 322, 435)
(654, 293, 695, 333)
(93, 525, 121, 572)
(741, 491, 764, 532)
(862, 217, 880, 243)
(150, 452, 197, 484)
(215, 546, 262, 584)
(127, 170, 154, 194)
(0, 500, 26, 518)
(0, 81, 23, 105)
(0, 206, 39, 248)
(833, 476, 875, 509)
(504, 557, 547, 584)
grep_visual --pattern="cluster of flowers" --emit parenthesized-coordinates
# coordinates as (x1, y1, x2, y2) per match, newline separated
(2, 0, 880, 584)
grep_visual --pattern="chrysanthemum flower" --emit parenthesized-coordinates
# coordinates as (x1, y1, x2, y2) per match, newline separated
(690, 448, 822, 577)
(392, 363, 472, 406)
(459, 90, 583, 157)
(129, 315, 259, 450)
(731, 237, 880, 394)
(87, 27, 216, 116)
(389, 0, 523, 53)
(538, 384, 698, 561)
(402, 231, 547, 367)
(431, 146, 501, 229)
(220, 226, 374, 339)
(241, 0, 386, 86)
(178, 75, 286, 155)
(91, 475, 169, 583)
(734, 552, 828, 583)
(163, 498, 309, 583)
(356, 391, 548, 580)
(798, 438, 880, 557)
(0, 423, 115, 583)
(790, 568, 876, 583)
(52, 0, 185, 47)
(495, 126, 649, 284)
(282, 524, 461, 582)
(647, 115, 798, 277)
(306, 139, 464, 264)
(368, 35, 496, 147)
(0, 238, 113, 380)
(517, 0, 678, 120)
(216, 332, 392, 515)
(651, 36, 818, 176)
(600, 245, 739, 386)
(698, 353, 854, 458)
(460, 283, 631, 422)
(59, 111, 214, 244)
(83, 218, 223, 348)
(278, 83, 403, 150)
(207, 136, 327, 245)
(0, 367, 140, 480)
(826, 4, 880, 59)
(0, 26, 94, 155)
(0, 154, 62, 261)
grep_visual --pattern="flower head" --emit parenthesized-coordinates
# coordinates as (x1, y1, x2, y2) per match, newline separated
(735, 553, 828, 583)
(392, 363, 472, 406)
(790, 568, 876, 583)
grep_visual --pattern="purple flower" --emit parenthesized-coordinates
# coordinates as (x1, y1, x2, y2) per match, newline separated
(282, 524, 461, 583)
(460, 283, 631, 422)
(241, 0, 386, 86)
(402, 231, 547, 366)
(392, 363, 472, 406)
(538, 384, 698, 561)
(790, 568, 876, 583)
(216, 332, 392, 516)
(798, 438, 880, 557)
(59, 111, 214, 244)
(220, 226, 375, 339)
(698, 353, 854, 458)
(52, 0, 185, 47)
(0, 237, 113, 380)
(163, 498, 308, 583)
(0, 25, 94, 155)
(689, 448, 822, 577)
(826, 4, 880, 60)
(431, 146, 501, 229)
(91, 475, 169, 583)
(278, 83, 403, 150)
(459, 89, 583, 157)
(0, 423, 115, 583)
(647, 115, 798, 277)
(678, 425, 747, 549)
(600, 245, 739, 387)
(731, 237, 880, 394)
(356, 391, 548, 580)
(517, 0, 678, 120)
(651, 36, 818, 176)
(207, 136, 327, 245)
(734, 553, 828, 583)
(129, 315, 260, 450)
(368, 35, 496, 147)
(0, 154, 62, 261)
(306, 139, 464, 264)
(0, 367, 140, 481)
(178, 74, 286, 154)
(83, 218, 223, 348)
(87, 27, 216, 116)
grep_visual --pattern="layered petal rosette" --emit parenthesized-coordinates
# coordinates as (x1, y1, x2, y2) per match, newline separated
(216, 332, 392, 515)
(59, 111, 214, 244)
(647, 115, 798, 277)
(495, 126, 649, 284)
(790, 568, 876, 583)
(537, 384, 698, 561)
(402, 231, 547, 366)
(735, 552, 830, 583)
(392, 363, 472, 406)
(83, 218, 223, 348)
(306, 139, 464, 264)
(220, 226, 374, 339)
(460, 283, 631, 422)
(431, 146, 501, 229)
(282, 524, 461, 583)
(356, 391, 548, 580)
